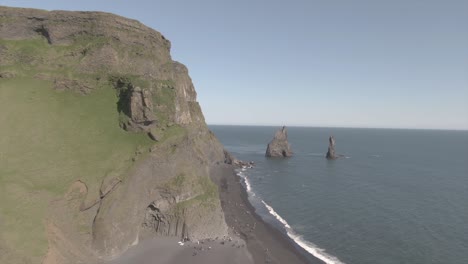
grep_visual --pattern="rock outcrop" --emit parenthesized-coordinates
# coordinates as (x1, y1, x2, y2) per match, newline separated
(265, 126, 293, 157)
(326, 136, 337, 160)
(120, 85, 157, 132)
(92, 132, 228, 258)
(0, 6, 229, 264)
(224, 149, 255, 168)
(0, 5, 200, 130)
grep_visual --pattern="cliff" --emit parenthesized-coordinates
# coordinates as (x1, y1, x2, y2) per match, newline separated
(0, 6, 229, 264)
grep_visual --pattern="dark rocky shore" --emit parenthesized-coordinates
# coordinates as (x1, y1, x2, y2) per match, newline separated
(211, 165, 325, 264)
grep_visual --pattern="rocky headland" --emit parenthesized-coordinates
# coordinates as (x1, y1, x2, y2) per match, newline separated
(265, 126, 293, 157)
(0, 5, 231, 263)
(0, 6, 314, 264)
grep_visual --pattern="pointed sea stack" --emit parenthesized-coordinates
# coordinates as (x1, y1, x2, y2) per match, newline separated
(265, 126, 293, 157)
(326, 136, 337, 160)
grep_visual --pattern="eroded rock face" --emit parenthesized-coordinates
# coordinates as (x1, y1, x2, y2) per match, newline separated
(265, 126, 293, 157)
(326, 136, 337, 160)
(0, 6, 230, 264)
(0, 6, 203, 129)
(92, 129, 228, 258)
(143, 202, 188, 239)
(0, 71, 16, 78)
(119, 86, 157, 132)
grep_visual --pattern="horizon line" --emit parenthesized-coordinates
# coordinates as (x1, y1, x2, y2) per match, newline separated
(207, 123, 468, 132)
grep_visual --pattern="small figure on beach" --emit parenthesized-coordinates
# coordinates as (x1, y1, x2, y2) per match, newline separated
(265, 126, 293, 157)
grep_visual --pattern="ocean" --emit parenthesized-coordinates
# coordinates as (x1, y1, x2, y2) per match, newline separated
(209, 125, 468, 264)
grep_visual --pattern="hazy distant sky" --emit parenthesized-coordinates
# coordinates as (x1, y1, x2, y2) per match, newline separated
(2, 0, 467, 129)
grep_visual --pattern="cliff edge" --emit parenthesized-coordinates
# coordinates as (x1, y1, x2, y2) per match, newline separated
(0, 6, 230, 264)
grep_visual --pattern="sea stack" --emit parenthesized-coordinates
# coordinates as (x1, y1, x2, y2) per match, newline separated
(326, 136, 337, 159)
(265, 126, 293, 157)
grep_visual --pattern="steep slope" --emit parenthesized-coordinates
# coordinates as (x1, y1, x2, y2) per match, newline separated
(0, 6, 228, 264)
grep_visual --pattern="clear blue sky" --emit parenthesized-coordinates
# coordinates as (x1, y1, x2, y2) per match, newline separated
(2, 0, 468, 130)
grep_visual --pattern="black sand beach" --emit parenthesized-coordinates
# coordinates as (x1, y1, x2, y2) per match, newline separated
(211, 165, 324, 264)
(110, 164, 323, 264)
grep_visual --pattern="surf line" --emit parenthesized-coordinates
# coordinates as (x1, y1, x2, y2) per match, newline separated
(237, 170, 255, 196)
(261, 200, 346, 264)
(236, 168, 345, 264)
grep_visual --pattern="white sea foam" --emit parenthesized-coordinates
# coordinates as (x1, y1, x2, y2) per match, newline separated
(235, 168, 343, 263)
(244, 176, 252, 192)
(287, 232, 346, 264)
(261, 200, 291, 229)
(237, 170, 254, 195)
(261, 200, 346, 264)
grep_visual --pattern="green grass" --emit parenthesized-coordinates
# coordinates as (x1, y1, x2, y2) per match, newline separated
(0, 36, 194, 263)
(109, 74, 151, 91)
(0, 77, 152, 260)
(152, 83, 176, 125)
(163, 172, 219, 214)
(0, 37, 116, 83)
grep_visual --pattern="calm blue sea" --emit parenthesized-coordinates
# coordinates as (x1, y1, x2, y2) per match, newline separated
(209, 125, 468, 264)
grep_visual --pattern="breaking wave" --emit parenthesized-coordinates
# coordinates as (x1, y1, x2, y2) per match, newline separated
(236, 168, 345, 263)
(237, 170, 254, 195)
(261, 200, 291, 228)
(261, 200, 346, 264)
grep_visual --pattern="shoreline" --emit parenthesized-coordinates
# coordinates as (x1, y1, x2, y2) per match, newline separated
(212, 164, 325, 264)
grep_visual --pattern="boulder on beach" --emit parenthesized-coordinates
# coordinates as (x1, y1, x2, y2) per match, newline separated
(326, 136, 337, 160)
(265, 126, 293, 157)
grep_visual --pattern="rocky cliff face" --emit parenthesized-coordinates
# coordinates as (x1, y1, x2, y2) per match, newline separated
(265, 126, 293, 157)
(0, 6, 229, 264)
(92, 130, 228, 259)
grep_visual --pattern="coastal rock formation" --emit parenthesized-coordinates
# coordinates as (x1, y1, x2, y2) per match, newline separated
(0, 6, 229, 264)
(224, 149, 255, 168)
(265, 126, 293, 157)
(326, 136, 337, 159)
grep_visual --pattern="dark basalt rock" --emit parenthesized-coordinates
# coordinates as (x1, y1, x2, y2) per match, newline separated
(326, 136, 337, 160)
(265, 126, 293, 157)
(119, 85, 157, 132)
(224, 149, 255, 168)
